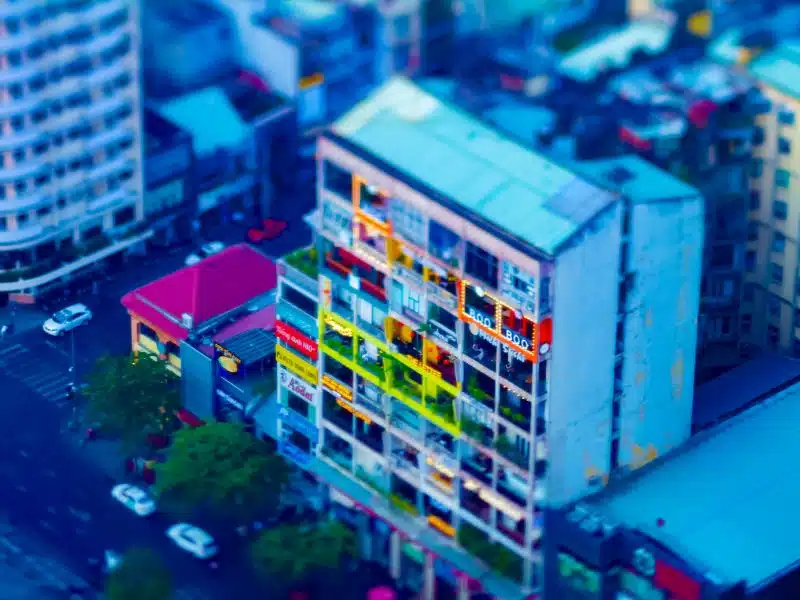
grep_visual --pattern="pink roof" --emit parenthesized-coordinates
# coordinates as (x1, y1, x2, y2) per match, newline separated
(121, 244, 277, 341)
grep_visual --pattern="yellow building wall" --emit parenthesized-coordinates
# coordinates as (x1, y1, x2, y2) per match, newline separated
(128, 313, 182, 375)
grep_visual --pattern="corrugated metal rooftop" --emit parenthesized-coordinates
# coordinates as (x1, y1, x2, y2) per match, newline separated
(584, 380, 800, 590)
(332, 77, 616, 256)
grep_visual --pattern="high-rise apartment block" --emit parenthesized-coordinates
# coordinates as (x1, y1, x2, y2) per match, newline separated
(274, 78, 703, 598)
(0, 0, 147, 304)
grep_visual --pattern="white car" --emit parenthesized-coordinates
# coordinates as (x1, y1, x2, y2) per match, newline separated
(42, 303, 92, 336)
(111, 483, 157, 517)
(166, 523, 218, 559)
(185, 241, 225, 266)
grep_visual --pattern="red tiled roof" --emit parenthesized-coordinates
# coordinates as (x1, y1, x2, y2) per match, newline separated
(121, 244, 277, 341)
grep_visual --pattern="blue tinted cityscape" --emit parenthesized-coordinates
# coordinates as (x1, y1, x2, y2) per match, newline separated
(0, 0, 797, 599)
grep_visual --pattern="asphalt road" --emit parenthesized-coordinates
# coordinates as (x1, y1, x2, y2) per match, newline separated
(0, 357, 269, 599)
(0, 216, 315, 598)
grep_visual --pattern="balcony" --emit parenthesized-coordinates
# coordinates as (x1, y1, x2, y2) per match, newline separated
(323, 389, 355, 433)
(429, 219, 462, 270)
(498, 387, 532, 431)
(460, 487, 491, 524)
(464, 327, 498, 371)
(460, 444, 493, 485)
(426, 423, 456, 458)
(281, 246, 319, 297)
(354, 220, 388, 266)
(354, 177, 389, 225)
(390, 475, 421, 516)
(423, 495, 455, 538)
(426, 269, 459, 311)
(390, 437, 421, 479)
(457, 522, 524, 584)
(322, 324, 355, 363)
(356, 376, 385, 416)
(460, 414, 494, 449)
(426, 463, 456, 497)
(497, 468, 529, 507)
(499, 354, 534, 392)
(390, 240, 426, 287)
(387, 318, 423, 361)
(464, 366, 496, 410)
(426, 389, 457, 427)
(389, 360, 423, 405)
(355, 419, 386, 454)
(497, 516, 526, 547)
(321, 430, 353, 471)
(355, 299, 387, 341)
(390, 401, 424, 442)
(324, 246, 387, 304)
(494, 434, 528, 471)
(357, 339, 387, 383)
(423, 339, 458, 386)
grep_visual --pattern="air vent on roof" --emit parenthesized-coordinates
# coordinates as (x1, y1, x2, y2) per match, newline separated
(580, 516, 601, 535)
(181, 313, 194, 329)
(606, 166, 635, 185)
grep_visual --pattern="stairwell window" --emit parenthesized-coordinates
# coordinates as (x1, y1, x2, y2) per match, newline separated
(773, 200, 788, 220)
(465, 242, 498, 288)
(776, 169, 791, 189)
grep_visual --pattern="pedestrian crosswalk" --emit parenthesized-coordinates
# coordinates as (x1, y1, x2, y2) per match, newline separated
(0, 343, 73, 406)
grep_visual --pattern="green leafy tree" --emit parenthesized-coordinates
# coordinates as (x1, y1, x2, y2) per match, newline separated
(251, 520, 358, 593)
(82, 353, 180, 449)
(105, 548, 172, 600)
(155, 421, 289, 523)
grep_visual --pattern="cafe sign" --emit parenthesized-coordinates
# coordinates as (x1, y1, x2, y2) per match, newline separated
(215, 343, 241, 374)
(276, 345, 318, 386)
(322, 374, 353, 402)
(279, 366, 316, 402)
(276, 320, 318, 360)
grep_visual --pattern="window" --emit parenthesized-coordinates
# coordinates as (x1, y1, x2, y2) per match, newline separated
(770, 263, 784, 285)
(779, 109, 795, 126)
(710, 244, 734, 269)
(773, 232, 786, 253)
(779, 137, 791, 155)
(750, 159, 763, 178)
(741, 314, 752, 333)
(776, 169, 791, 189)
(287, 391, 311, 419)
(745, 251, 755, 271)
(390, 199, 426, 247)
(405, 288, 421, 315)
(113, 206, 135, 226)
(281, 282, 317, 316)
(768, 295, 781, 317)
(768, 325, 780, 346)
(465, 242, 499, 287)
(749, 190, 760, 210)
(747, 222, 758, 241)
(743, 283, 755, 302)
(752, 127, 764, 145)
(323, 160, 352, 201)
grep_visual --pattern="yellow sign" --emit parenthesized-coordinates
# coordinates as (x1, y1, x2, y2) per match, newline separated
(322, 374, 353, 402)
(427, 515, 455, 538)
(687, 10, 711, 38)
(276, 345, 318, 386)
(218, 355, 239, 373)
(336, 398, 372, 424)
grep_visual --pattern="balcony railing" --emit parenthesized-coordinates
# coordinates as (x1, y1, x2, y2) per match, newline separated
(321, 444, 353, 470)
(494, 435, 528, 470)
(281, 246, 319, 297)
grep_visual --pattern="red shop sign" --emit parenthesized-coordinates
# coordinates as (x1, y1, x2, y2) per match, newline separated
(276, 321, 318, 360)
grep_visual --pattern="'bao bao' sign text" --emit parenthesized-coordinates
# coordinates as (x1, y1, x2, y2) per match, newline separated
(276, 321, 318, 360)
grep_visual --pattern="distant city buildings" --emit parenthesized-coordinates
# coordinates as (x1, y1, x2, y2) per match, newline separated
(0, 0, 149, 305)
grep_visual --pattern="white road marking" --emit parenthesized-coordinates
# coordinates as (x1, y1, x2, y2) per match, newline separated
(67, 507, 92, 522)
(23, 371, 65, 387)
(36, 376, 72, 396)
(0, 344, 23, 358)
(44, 340, 69, 358)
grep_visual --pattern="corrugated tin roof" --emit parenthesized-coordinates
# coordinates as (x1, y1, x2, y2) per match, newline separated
(160, 87, 249, 156)
(584, 381, 800, 589)
(692, 355, 800, 433)
(332, 77, 616, 255)
(572, 155, 699, 204)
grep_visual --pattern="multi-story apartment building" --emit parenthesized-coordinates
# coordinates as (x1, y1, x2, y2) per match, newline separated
(274, 77, 704, 599)
(0, 0, 148, 305)
(741, 41, 800, 357)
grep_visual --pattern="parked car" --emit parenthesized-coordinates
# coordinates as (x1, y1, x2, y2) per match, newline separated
(247, 219, 287, 243)
(185, 241, 225, 266)
(42, 303, 92, 336)
(111, 484, 157, 517)
(166, 524, 218, 559)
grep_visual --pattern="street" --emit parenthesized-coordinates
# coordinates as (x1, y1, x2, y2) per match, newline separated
(0, 215, 314, 599)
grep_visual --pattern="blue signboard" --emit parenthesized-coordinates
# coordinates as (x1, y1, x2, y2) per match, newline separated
(278, 407, 319, 442)
(279, 440, 312, 466)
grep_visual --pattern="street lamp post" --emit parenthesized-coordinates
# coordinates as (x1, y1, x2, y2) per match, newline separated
(68, 328, 78, 427)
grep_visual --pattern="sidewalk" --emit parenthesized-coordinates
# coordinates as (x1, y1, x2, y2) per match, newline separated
(0, 304, 48, 337)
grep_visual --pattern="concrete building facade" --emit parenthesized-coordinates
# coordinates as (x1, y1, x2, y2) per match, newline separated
(0, 0, 149, 303)
(273, 78, 703, 599)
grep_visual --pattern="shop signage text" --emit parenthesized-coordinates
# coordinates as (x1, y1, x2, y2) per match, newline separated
(322, 374, 353, 402)
(276, 320, 318, 360)
(279, 407, 319, 441)
(276, 345, 318, 386)
(279, 366, 316, 402)
(215, 343, 241, 365)
(428, 320, 458, 348)
(279, 439, 311, 466)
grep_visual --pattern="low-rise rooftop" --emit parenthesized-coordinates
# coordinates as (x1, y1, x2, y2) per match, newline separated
(574, 155, 699, 204)
(749, 40, 800, 99)
(583, 380, 800, 590)
(331, 77, 616, 256)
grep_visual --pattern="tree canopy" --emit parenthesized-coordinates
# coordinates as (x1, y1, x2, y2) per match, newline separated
(251, 520, 358, 589)
(82, 353, 180, 449)
(155, 421, 289, 522)
(105, 548, 172, 600)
